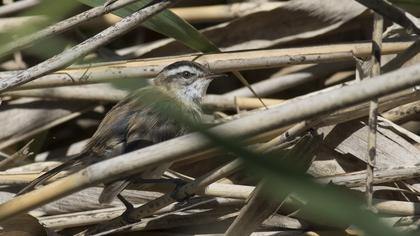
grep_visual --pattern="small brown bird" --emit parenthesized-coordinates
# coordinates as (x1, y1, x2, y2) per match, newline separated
(18, 61, 222, 204)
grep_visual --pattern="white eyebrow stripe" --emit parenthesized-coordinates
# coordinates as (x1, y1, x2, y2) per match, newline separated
(165, 65, 201, 77)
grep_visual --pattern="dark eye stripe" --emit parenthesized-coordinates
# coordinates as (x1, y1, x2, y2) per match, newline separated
(181, 71, 195, 78)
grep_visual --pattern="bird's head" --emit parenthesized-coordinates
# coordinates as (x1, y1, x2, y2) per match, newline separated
(153, 61, 223, 104)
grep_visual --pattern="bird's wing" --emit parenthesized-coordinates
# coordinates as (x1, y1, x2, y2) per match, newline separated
(17, 93, 138, 196)
(19, 87, 198, 201)
(98, 105, 183, 204)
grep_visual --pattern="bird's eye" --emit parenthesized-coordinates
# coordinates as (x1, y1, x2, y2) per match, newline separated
(182, 71, 192, 78)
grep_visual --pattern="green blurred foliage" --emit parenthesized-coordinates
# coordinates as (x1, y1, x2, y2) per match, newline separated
(0, 0, 80, 54)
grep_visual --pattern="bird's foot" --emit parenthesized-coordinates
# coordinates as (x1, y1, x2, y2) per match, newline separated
(117, 194, 138, 224)
(132, 178, 195, 203)
(170, 180, 195, 203)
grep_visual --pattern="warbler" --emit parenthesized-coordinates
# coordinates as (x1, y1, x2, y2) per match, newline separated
(18, 61, 223, 204)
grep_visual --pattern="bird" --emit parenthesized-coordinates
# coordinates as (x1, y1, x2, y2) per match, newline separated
(18, 60, 223, 204)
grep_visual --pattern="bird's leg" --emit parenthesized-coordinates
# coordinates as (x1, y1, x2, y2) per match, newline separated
(117, 194, 134, 210)
(170, 179, 195, 203)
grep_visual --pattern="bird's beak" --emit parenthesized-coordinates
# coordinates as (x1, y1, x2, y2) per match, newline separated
(205, 73, 228, 80)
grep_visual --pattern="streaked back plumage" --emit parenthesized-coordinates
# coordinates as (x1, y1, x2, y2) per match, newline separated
(18, 61, 216, 204)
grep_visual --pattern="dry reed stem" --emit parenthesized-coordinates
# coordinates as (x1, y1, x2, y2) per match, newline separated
(0, 16, 47, 34)
(3, 87, 284, 110)
(204, 183, 420, 217)
(0, 173, 40, 185)
(223, 62, 351, 98)
(1, 41, 412, 90)
(1, 61, 420, 221)
(318, 166, 420, 188)
(104, 2, 286, 24)
(366, 13, 383, 208)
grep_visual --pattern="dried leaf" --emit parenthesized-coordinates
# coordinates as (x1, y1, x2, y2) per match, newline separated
(322, 120, 420, 169)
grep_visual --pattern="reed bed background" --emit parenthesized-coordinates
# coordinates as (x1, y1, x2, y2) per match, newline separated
(1, 0, 420, 235)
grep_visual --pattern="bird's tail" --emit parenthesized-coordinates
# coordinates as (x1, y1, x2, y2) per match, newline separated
(16, 153, 88, 196)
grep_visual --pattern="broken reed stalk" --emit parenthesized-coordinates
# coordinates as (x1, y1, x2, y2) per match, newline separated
(0, 0, 175, 92)
(0, 41, 412, 90)
(0, 0, 145, 58)
(366, 13, 383, 208)
(1, 62, 420, 222)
